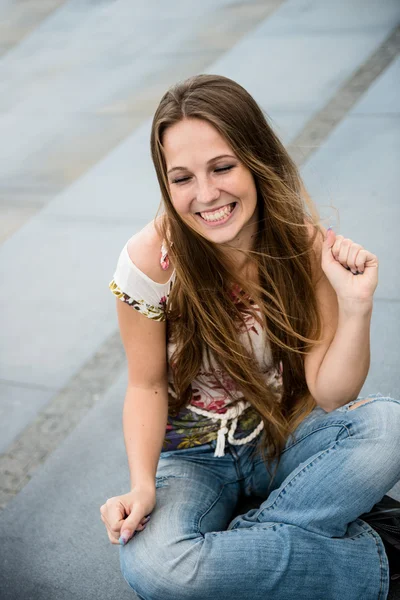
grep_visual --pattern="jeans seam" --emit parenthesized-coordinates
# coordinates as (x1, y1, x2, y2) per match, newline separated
(212, 521, 285, 536)
(252, 423, 351, 468)
(258, 441, 342, 518)
(196, 478, 243, 534)
(219, 520, 383, 539)
(358, 520, 389, 600)
(283, 422, 352, 453)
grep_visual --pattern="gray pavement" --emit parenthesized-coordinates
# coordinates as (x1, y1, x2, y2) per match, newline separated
(0, 0, 399, 598)
(0, 0, 282, 241)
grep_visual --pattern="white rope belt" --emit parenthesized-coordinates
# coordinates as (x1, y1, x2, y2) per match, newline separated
(188, 399, 264, 458)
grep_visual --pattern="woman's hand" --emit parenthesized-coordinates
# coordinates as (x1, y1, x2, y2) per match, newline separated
(100, 484, 156, 546)
(321, 228, 378, 304)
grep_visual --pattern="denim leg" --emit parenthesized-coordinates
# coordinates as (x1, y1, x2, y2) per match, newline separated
(236, 396, 400, 536)
(119, 398, 399, 600)
(120, 445, 241, 600)
(221, 395, 400, 599)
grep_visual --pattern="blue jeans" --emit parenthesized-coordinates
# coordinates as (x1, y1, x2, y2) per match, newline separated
(120, 394, 400, 599)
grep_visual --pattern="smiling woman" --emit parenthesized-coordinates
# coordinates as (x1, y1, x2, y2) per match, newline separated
(163, 119, 258, 248)
(159, 102, 306, 254)
(149, 75, 323, 447)
(100, 74, 400, 599)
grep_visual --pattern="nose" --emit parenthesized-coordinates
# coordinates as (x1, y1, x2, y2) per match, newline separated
(196, 175, 220, 206)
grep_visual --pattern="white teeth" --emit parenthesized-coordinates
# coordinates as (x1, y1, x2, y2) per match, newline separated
(200, 203, 234, 222)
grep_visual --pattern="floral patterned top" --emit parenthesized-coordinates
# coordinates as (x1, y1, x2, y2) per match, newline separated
(109, 240, 283, 457)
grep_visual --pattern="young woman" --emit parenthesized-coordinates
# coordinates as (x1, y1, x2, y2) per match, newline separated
(100, 74, 400, 599)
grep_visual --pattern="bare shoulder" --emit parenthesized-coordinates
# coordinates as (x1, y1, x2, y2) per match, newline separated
(126, 217, 174, 284)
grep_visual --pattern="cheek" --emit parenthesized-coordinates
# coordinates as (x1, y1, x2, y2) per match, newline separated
(237, 182, 257, 210)
(232, 171, 257, 202)
(246, 178, 258, 208)
(170, 190, 192, 215)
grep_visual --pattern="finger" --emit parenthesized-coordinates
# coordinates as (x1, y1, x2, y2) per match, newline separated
(106, 497, 128, 525)
(323, 227, 336, 248)
(106, 529, 121, 545)
(119, 507, 147, 545)
(101, 513, 120, 544)
(100, 508, 111, 529)
(137, 515, 151, 527)
(101, 513, 122, 543)
(101, 502, 128, 541)
(103, 500, 130, 542)
(101, 506, 122, 532)
(337, 238, 352, 267)
(346, 244, 363, 274)
(362, 250, 378, 266)
(321, 229, 338, 267)
(102, 512, 144, 546)
(330, 235, 344, 260)
(100, 501, 151, 546)
(119, 512, 152, 545)
(354, 250, 367, 274)
(101, 498, 122, 520)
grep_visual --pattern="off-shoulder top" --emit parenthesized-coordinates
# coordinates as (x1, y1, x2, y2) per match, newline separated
(109, 240, 283, 457)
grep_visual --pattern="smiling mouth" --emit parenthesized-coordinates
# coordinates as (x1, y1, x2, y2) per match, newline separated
(196, 202, 236, 222)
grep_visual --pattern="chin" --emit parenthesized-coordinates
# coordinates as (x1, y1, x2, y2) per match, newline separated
(201, 228, 239, 246)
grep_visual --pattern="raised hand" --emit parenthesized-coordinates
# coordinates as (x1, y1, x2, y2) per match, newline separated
(321, 228, 378, 303)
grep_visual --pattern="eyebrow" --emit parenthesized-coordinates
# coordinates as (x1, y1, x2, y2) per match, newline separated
(167, 154, 237, 175)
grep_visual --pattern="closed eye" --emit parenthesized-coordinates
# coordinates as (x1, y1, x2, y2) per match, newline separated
(172, 176, 191, 184)
(171, 165, 234, 185)
(214, 165, 234, 173)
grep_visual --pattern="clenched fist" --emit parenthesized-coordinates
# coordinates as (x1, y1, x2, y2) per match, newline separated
(321, 228, 378, 302)
(100, 484, 156, 546)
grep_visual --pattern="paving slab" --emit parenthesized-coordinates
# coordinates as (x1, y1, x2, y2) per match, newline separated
(39, 119, 163, 222)
(353, 54, 400, 114)
(0, 0, 66, 56)
(207, 0, 400, 141)
(0, 1, 212, 186)
(301, 55, 400, 397)
(365, 301, 400, 399)
(0, 0, 283, 240)
(0, 383, 55, 453)
(0, 216, 132, 389)
(253, 0, 400, 33)
(302, 113, 400, 299)
(0, 369, 135, 600)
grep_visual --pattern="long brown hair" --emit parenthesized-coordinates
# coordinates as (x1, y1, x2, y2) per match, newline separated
(150, 74, 324, 477)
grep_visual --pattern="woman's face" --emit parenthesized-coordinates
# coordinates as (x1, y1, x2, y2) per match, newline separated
(163, 118, 258, 249)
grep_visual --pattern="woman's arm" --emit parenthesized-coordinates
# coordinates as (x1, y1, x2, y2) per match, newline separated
(123, 387, 168, 491)
(116, 223, 172, 489)
(100, 303, 168, 546)
(100, 225, 171, 546)
(304, 228, 378, 412)
(118, 298, 169, 489)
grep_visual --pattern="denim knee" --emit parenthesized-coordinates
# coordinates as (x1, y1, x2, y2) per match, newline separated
(119, 540, 165, 600)
(341, 397, 400, 464)
(119, 533, 203, 600)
